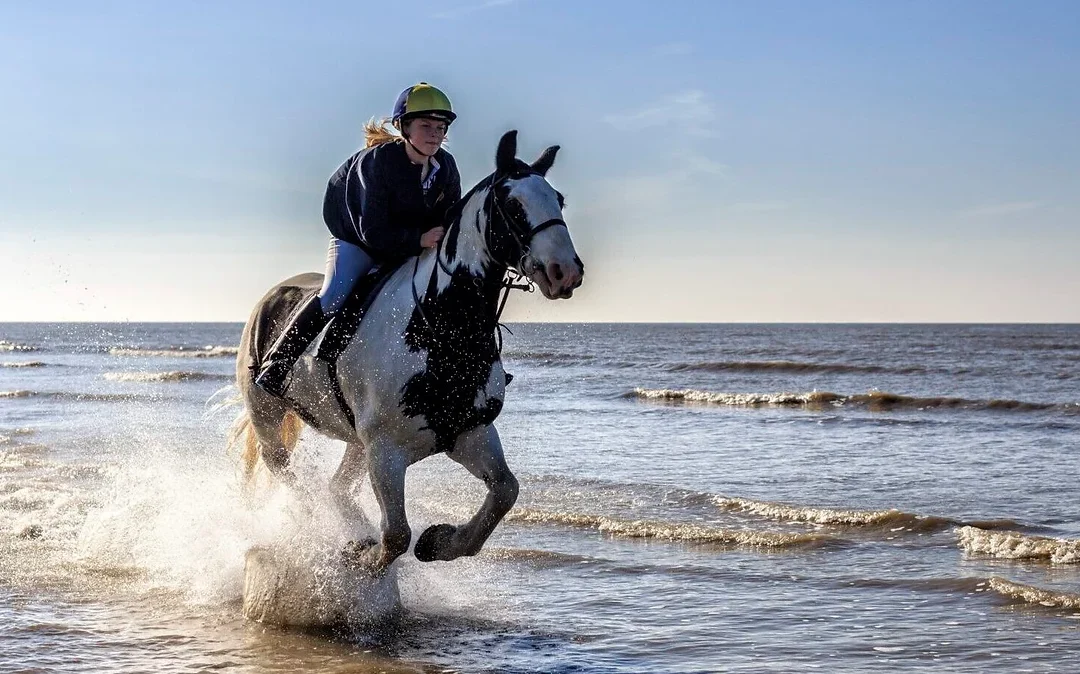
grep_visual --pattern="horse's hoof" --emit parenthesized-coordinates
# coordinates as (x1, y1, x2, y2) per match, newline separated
(341, 537, 378, 568)
(414, 524, 457, 562)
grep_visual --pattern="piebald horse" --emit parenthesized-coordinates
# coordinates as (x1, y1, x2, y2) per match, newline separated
(231, 131, 584, 573)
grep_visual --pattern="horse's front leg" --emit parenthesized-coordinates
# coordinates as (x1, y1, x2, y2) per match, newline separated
(343, 443, 410, 575)
(414, 425, 518, 562)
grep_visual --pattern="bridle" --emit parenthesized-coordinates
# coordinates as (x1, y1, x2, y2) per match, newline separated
(412, 170, 568, 348)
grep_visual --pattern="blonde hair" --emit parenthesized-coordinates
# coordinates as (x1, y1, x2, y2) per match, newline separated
(363, 116, 450, 149)
(364, 117, 401, 148)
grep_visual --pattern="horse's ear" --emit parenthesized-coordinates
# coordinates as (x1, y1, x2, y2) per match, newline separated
(531, 145, 560, 176)
(496, 130, 518, 174)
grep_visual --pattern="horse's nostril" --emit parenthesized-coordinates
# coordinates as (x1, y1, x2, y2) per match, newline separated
(550, 263, 564, 282)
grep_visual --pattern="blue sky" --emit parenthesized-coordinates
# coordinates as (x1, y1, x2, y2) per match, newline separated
(1, 0, 1078, 321)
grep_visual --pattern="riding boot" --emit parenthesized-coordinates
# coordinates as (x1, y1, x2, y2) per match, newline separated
(254, 295, 329, 399)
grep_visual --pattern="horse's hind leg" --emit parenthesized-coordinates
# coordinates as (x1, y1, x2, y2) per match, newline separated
(344, 442, 410, 574)
(414, 425, 518, 562)
(331, 441, 370, 526)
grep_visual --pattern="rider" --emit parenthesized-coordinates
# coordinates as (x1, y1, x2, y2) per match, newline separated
(255, 82, 462, 398)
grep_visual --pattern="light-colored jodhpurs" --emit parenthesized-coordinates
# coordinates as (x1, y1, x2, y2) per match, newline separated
(317, 238, 376, 314)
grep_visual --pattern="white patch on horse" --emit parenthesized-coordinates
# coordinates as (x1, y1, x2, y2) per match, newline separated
(473, 361, 506, 410)
(437, 188, 490, 293)
(507, 175, 562, 228)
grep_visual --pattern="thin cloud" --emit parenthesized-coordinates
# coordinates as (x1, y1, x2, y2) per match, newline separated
(961, 201, 1042, 217)
(653, 42, 693, 56)
(603, 90, 713, 132)
(732, 202, 788, 212)
(684, 154, 730, 177)
(432, 0, 520, 19)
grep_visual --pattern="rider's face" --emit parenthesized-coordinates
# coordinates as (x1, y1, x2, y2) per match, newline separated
(405, 117, 448, 155)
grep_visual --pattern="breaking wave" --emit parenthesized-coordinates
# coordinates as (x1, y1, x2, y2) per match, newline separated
(108, 346, 239, 358)
(102, 371, 232, 383)
(0, 390, 161, 403)
(628, 388, 1077, 414)
(666, 360, 926, 375)
(715, 497, 955, 532)
(958, 526, 1080, 564)
(1, 361, 47, 368)
(504, 508, 834, 548)
(0, 341, 37, 353)
(988, 577, 1080, 609)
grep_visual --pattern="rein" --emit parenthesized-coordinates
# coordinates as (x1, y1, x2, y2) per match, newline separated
(411, 172, 567, 352)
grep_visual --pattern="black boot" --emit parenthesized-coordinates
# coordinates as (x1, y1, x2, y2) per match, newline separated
(254, 296, 329, 399)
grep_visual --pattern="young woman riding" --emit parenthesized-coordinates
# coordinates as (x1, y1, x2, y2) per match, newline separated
(255, 82, 462, 398)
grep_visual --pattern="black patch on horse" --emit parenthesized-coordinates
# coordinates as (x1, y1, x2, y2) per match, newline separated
(400, 213, 506, 453)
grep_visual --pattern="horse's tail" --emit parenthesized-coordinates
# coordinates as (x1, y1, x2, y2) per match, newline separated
(227, 406, 304, 484)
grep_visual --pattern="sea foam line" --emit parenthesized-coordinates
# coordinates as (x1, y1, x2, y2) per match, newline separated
(108, 346, 239, 358)
(988, 577, 1080, 609)
(628, 388, 1074, 414)
(505, 508, 834, 548)
(0, 341, 38, 352)
(102, 371, 231, 383)
(715, 497, 954, 532)
(958, 526, 1080, 564)
(0, 390, 160, 403)
(1, 361, 47, 368)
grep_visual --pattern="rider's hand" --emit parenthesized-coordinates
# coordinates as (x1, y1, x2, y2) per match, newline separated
(420, 227, 445, 249)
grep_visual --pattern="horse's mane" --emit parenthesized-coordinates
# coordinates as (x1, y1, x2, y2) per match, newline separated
(442, 158, 535, 228)
(443, 174, 495, 228)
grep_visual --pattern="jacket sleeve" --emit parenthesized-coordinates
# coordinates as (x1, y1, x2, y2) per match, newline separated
(358, 151, 423, 259)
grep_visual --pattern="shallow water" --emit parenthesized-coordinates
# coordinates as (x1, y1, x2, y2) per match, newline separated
(2, 322, 1079, 672)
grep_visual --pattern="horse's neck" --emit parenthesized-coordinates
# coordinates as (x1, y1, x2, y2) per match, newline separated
(411, 187, 504, 335)
(439, 188, 494, 283)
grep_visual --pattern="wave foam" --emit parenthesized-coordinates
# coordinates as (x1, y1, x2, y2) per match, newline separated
(0, 341, 37, 352)
(958, 526, 1080, 564)
(0, 390, 157, 403)
(0, 390, 35, 399)
(109, 346, 239, 359)
(715, 497, 953, 532)
(988, 577, 1080, 609)
(505, 508, 833, 548)
(629, 388, 842, 407)
(1, 361, 46, 368)
(628, 388, 1073, 414)
(103, 371, 231, 383)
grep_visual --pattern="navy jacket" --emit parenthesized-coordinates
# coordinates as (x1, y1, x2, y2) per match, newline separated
(322, 141, 461, 260)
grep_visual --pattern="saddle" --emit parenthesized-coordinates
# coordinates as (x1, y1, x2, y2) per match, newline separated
(312, 263, 398, 363)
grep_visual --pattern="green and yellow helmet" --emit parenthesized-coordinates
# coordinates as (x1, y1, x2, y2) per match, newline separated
(392, 82, 456, 126)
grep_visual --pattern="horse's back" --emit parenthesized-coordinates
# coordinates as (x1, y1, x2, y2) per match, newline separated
(238, 272, 323, 381)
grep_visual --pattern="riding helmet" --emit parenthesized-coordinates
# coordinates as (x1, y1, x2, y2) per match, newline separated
(392, 83, 456, 126)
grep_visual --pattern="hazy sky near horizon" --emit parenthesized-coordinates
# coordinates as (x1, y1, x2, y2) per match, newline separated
(1, 1, 1078, 322)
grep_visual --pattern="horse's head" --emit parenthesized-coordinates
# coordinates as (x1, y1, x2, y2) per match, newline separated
(487, 130, 584, 299)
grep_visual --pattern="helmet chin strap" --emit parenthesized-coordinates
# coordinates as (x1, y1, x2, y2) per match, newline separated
(398, 115, 451, 159)
(406, 136, 435, 158)
(398, 123, 436, 160)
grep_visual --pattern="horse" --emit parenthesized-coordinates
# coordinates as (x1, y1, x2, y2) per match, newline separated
(230, 130, 584, 575)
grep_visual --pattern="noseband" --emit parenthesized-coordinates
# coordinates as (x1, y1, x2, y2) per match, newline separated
(485, 171, 567, 273)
